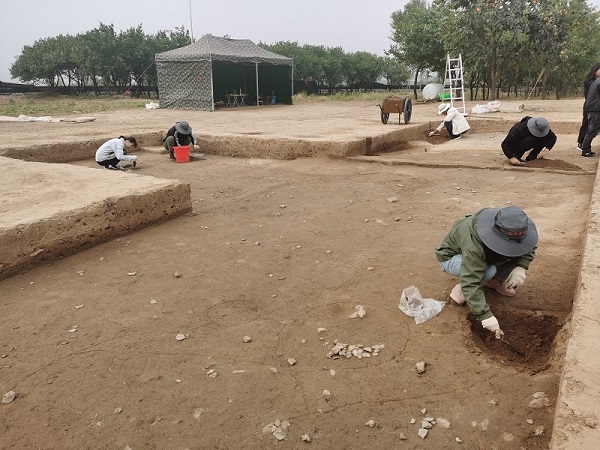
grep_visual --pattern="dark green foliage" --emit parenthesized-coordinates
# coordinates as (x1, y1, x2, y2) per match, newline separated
(10, 23, 191, 97)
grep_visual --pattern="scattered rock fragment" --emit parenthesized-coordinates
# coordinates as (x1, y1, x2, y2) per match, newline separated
(288, 358, 297, 366)
(365, 419, 379, 428)
(262, 419, 290, 441)
(410, 418, 416, 424)
(436, 417, 451, 428)
(317, 327, 327, 333)
(175, 334, 187, 341)
(75, 304, 85, 309)
(456, 437, 463, 443)
(2, 390, 16, 404)
(301, 433, 312, 442)
(387, 197, 398, 203)
(114, 407, 122, 414)
(127, 272, 136, 276)
(243, 336, 252, 343)
(584, 418, 597, 428)
(526, 419, 534, 425)
(349, 305, 367, 319)
(421, 408, 427, 414)
(173, 272, 182, 278)
(398, 432, 407, 440)
(193, 408, 204, 419)
(327, 343, 384, 359)
(415, 361, 426, 374)
(529, 392, 551, 409)
(322, 390, 331, 401)
(418, 428, 428, 439)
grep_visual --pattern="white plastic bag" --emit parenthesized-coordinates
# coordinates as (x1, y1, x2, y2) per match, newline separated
(399, 285, 445, 324)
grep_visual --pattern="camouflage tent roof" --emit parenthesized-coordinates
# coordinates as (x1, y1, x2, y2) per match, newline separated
(155, 34, 293, 65)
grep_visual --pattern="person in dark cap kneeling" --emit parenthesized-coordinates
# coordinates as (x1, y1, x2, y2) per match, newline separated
(163, 121, 200, 160)
(501, 116, 556, 166)
(435, 206, 538, 339)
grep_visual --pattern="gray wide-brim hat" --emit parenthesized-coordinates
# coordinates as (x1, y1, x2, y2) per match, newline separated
(175, 121, 192, 134)
(477, 206, 538, 257)
(527, 117, 550, 137)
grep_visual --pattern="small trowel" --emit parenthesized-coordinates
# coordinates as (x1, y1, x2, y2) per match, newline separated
(500, 337, 524, 357)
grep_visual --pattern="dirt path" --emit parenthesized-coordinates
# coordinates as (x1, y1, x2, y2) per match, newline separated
(0, 98, 597, 448)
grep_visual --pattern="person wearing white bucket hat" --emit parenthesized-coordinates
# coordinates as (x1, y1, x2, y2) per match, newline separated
(163, 121, 200, 160)
(428, 103, 470, 139)
(435, 206, 538, 339)
(501, 116, 557, 166)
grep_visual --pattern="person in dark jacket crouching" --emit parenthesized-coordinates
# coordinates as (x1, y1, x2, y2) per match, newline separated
(501, 116, 557, 166)
(163, 121, 199, 160)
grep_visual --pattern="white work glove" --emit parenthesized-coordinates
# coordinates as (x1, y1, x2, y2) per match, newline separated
(428, 131, 435, 137)
(481, 316, 504, 339)
(504, 266, 526, 289)
(193, 144, 200, 150)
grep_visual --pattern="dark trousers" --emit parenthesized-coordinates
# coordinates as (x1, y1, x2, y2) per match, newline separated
(577, 108, 588, 145)
(97, 158, 120, 168)
(444, 121, 460, 139)
(581, 112, 600, 152)
(502, 136, 545, 161)
(494, 261, 517, 281)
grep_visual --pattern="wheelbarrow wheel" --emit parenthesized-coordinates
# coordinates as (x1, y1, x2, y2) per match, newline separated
(403, 98, 413, 124)
(381, 111, 389, 124)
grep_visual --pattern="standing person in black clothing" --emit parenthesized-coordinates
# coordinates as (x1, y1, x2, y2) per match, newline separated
(501, 116, 557, 166)
(577, 63, 600, 151)
(580, 76, 600, 158)
(163, 121, 199, 160)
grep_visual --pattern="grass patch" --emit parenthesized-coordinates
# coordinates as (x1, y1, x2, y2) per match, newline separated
(293, 90, 414, 103)
(0, 94, 148, 116)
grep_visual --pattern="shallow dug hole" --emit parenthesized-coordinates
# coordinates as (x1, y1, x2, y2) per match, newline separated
(468, 311, 563, 373)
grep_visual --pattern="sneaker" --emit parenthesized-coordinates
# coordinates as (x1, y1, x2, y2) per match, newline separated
(581, 152, 596, 157)
(106, 164, 119, 170)
(169, 152, 175, 160)
(577, 144, 583, 151)
(451, 135, 462, 140)
(450, 283, 466, 305)
(484, 278, 516, 297)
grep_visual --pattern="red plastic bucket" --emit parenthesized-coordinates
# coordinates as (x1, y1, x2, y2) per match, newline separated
(173, 145, 190, 163)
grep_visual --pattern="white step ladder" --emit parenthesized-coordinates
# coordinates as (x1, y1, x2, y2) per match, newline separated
(443, 54, 466, 114)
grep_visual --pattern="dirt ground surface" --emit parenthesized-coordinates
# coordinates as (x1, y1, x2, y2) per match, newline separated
(0, 98, 598, 449)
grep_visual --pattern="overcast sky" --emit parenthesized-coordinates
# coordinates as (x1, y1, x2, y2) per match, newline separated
(0, 0, 409, 83)
(2, 0, 600, 84)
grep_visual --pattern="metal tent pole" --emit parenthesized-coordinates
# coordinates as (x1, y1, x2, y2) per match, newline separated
(256, 63, 259, 107)
(210, 56, 215, 111)
(188, 0, 194, 44)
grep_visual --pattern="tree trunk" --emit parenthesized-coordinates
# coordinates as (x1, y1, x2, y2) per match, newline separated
(413, 69, 420, 100)
(489, 37, 497, 101)
(541, 69, 548, 100)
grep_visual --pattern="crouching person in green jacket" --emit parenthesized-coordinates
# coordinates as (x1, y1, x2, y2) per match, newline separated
(435, 206, 538, 339)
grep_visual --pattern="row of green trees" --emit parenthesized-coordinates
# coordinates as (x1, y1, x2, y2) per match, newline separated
(259, 42, 410, 93)
(10, 24, 190, 95)
(10, 25, 410, 96)
(391, 0, 600, 100)
(10, 0, 600, 100)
